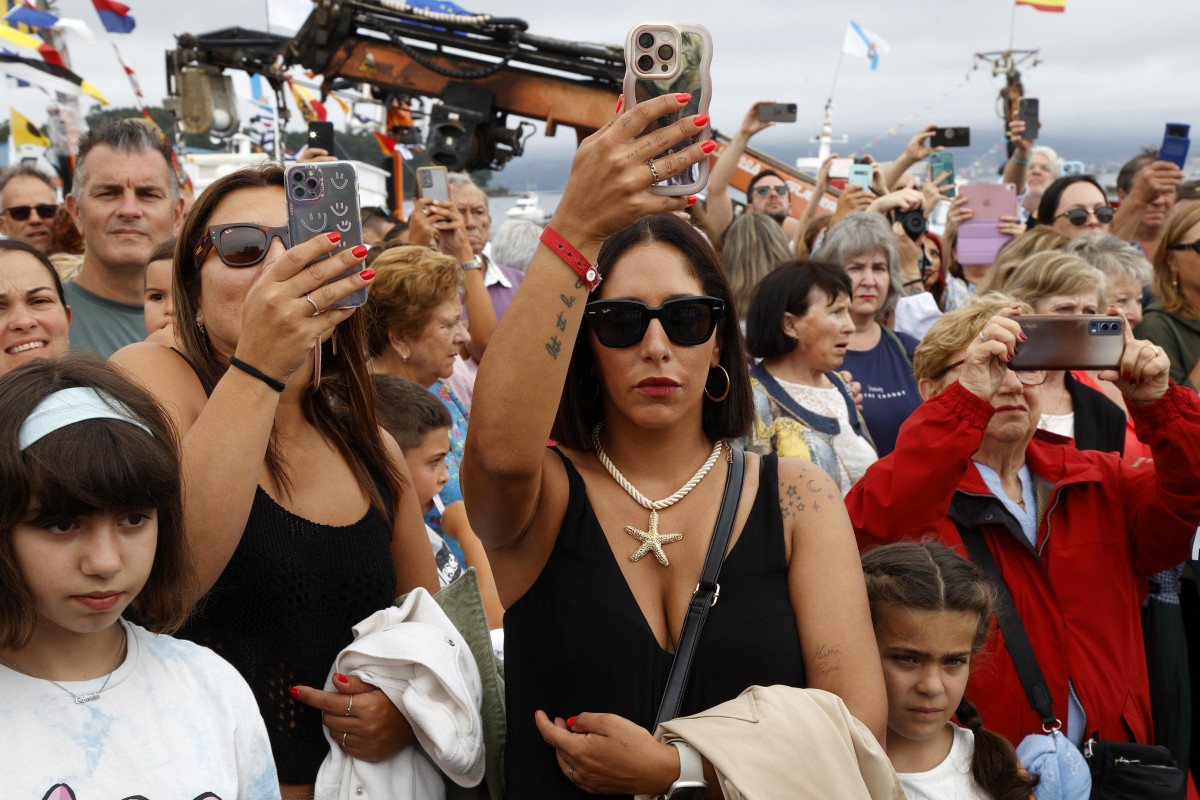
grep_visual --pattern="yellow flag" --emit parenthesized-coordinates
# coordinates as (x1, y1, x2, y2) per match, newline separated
(11, 107, 50, 148)
(0, 20, 42, 53)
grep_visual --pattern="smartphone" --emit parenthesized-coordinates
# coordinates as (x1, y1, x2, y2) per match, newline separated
(930, 151, 955, 198)
(307, 120, 335, 154)
(1060, 161, 1085, 177)
(758, 102, 797, 123)
(1009, 316, 1125, 370)
(957, 184, 1018, 266)
(849, 163, 873, 189)
(286, 161, 366, 309)
(960, 183, 1017, 220)
(930, 127, 970, 149)
(1017, 98, 1039, 141)
(623, 21, 713, 196)
(1161, 123, 1190, 169)
(416, 165, 450, 203)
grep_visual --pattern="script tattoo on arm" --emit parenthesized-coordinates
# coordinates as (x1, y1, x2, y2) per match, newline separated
(813, 642, 843, 681)
(545, 291, 578, 360)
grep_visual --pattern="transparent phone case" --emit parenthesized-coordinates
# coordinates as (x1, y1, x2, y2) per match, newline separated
(286, 161, 366, 309)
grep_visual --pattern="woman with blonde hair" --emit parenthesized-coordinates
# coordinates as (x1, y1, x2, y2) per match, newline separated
(720, 212, 791, 315)
(1138, 201, 1200, 390)
(994, 251, 1126, 454)
(979, 226, 1069, 295)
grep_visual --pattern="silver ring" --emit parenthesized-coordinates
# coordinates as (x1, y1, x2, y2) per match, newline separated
(344, 695, 353, 717)
(648, 160, 661, 185)
(305, 293, 321, 317)
(978, 331, 987, 343)
(568, 767, 576, 784)
(342, 731, 348, 748)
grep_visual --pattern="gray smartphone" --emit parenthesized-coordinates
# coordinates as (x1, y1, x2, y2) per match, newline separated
(416, 165, 450, 203)
(1017, 98, 1039, 141)
(1009, 316, 1125, 371)
(758, 102, 797, 123)
(286, 161, 366, 309)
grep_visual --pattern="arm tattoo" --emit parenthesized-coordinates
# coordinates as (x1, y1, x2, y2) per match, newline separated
(560, 294, 575, 308)
(555, 312, 567, 332)
(814, 643, 843, 680)
(546, 335, 563, 360)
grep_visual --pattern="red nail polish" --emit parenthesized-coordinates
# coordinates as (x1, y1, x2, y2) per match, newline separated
(693, 113, 710, 128)
(614, 95, 624, 115)
(675, 93, 691, 103)
(567, 716, 577, 728)
(360, 269, 375, 281)
(686, 195, 698, 205)
(701, 140, 717, 154)
(288, 686, 300, 699)
(335, 673, 349, 684)
(352, 244, 368, 258)
(327, 232, 342, 244)
(1018, 332, 1028, 341)
(1123, 371, 1132, 380)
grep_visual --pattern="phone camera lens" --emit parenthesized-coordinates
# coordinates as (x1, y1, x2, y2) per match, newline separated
(637, 31, 654, 49)
(657, 44, 674, 60)
(292, 187, 305, 199)
(637, 54, 654, 72)
(291, 171, 304, 182)
(306, 178, 318, 189)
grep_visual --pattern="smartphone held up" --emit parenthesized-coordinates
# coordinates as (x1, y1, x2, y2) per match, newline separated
(286, 161, 367, 309)
(1009, 315, 1125, 371)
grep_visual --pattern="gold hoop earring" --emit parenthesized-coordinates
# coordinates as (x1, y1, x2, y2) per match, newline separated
(704, 364, 731, 403)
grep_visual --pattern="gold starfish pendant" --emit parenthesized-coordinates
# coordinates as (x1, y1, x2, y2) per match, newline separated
(625, 509, 684, 567)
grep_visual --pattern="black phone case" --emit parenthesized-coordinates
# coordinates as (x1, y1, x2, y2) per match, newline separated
(307, 121, 335, 153)
(286, 161, 366, 308)
(931, 127, 970, 148)
(1009, 316, 1125, 370)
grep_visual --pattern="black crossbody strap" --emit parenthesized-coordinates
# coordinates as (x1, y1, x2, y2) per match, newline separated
(653, 446, 746, 730)
(957, 524, 1058, 729)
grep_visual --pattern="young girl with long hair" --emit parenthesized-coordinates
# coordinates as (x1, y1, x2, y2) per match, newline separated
(863, 541, 1038, 800)
(0, 355, 277, 798)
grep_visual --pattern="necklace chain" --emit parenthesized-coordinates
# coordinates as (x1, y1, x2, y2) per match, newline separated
(0, 622, 127, 704)
(592, 422, 724, 510)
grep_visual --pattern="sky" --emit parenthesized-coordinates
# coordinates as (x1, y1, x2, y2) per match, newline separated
(5, 0, 1198, 173)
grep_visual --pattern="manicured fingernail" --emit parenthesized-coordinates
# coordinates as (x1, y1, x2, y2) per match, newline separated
(693, 113, 710, 127)
(567, 716, 577, 728)
(701, 140, 717, 154)
(1123, 371, 1132, 380)
(614, 95, 623, 114)
(1006, 354, 1012, 361)
(327, 232, 341, 243)
(1011, 305, 1021, 310)
(1018, 332, 1028, 341)
(686, 195, 698, 205)
(335, 673, 349, 684)
(675, 93, 691, 103)
(288, 686, 300, 699)
(360, 269, 375, 281)
(352, 244, 368, 258)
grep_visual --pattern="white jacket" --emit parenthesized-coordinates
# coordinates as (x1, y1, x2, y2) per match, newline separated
(314, 589, 485, 800)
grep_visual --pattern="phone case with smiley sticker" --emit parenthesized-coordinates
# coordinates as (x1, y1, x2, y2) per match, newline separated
(285, 161, 366, 308)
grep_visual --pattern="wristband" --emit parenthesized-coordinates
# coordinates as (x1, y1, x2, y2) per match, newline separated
(1013, 156, 1029, 165)
(541, 226, 600, 291)
(229, 356, 286, 392)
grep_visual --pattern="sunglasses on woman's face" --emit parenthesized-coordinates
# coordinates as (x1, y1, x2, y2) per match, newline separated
(2, 204, 57, 221)
(585, 296, 724, 349)
(1055, 206, 1115, 227)
(1167, 239, 1200, 255)
(193, 224, 291, 270)
(753, 185, 789, 198)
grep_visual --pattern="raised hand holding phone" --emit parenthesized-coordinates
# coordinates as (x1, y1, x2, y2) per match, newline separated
(1096, 306, 1170, 404)
(286, 161, 367, 309)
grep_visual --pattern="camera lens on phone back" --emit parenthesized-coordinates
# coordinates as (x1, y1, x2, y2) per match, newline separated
(291, 172, 303, 182)
(293, 187, 304, 199)
(306, 178, 318, 189)
(638, 32, 654, 49)
(637, 54, 653, 71)
(657, 44, 674, 60)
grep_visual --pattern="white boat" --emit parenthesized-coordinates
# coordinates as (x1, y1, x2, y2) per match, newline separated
(506, 193, 545, 221)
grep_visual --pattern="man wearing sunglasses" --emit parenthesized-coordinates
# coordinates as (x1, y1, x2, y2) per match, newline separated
(62, 120, 184, 358)
(705, 101, 801, 242)
(0, 165, 58, 254)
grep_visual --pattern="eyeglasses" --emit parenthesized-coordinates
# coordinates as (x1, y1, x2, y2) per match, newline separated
(1054, 206, 1115, 227)
(1167, 239, 1200, 255)
(2, 204, 57, 221)
(585, 296, 724, 348)
(934, 359, 1048, 386)
(752, 185, 789, 198)
(193, 224, 291, 270)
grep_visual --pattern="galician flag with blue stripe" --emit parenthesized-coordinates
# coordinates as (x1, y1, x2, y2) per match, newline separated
(843, 21, 889, 70)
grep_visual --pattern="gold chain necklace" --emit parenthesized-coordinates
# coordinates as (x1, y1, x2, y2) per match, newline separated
(0, 623, 127, 704)
(592, 422, 725, 567)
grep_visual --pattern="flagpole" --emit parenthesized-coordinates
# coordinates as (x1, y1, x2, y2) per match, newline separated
(829, 50, 845, 104)
(1009, 1, 1017, 52)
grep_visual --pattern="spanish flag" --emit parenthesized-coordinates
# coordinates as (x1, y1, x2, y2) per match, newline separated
(11, 107, 50, 148)
(1016, 0, 1065, 12)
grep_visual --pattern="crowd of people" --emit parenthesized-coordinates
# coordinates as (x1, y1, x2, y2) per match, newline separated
(1, 90, 1199, 800)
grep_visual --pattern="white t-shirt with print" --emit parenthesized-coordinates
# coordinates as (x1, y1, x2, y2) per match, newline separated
(896, 724, 990, 800)
(0, 619, 279, 799)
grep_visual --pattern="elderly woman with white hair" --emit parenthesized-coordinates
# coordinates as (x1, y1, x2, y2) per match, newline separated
(1003, 118, 1064, 221)
(815, 211, 921, 456)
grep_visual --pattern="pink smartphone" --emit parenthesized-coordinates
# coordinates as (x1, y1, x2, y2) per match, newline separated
(959, 183, 1017, 221)
(956, 183, 1018, 266)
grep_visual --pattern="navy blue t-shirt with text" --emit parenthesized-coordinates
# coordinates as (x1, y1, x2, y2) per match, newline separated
(841, 330, 920, 457)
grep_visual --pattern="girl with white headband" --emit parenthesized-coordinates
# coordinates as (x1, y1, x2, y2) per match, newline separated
(0, 354, 278, 798)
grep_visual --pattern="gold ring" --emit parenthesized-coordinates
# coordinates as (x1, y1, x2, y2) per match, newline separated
(648, 160, 661, 185)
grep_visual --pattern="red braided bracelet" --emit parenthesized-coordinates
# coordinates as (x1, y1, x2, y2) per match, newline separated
(540, 226, 601, 291)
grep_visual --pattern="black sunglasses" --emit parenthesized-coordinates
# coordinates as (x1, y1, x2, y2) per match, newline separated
(1167, 239, 1200, 255)
(2, 204, 57, 221)
(585, 296, 724, 348)
(1055, 206, 1115, 227)
(193, 224, 291, 270)
(753, 185, 789, 198)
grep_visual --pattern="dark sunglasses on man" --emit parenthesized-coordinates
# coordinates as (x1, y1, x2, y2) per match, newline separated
(2, 204, 58, 222)
(193, 224, 291, 270)
(752, 185, 789, 198)
(584, 296, 724, 349)
(1054, 206, 1115, 227)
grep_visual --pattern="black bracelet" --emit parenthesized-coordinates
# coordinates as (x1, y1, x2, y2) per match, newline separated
(229, 357, 286, 392)
(903, 277, 925, 287)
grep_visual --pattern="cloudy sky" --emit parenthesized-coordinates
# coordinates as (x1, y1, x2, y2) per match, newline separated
(6, 0, 1197, 168)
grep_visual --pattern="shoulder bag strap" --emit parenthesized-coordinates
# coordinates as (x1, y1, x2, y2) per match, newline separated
(956, 523, 1059, 729)
(653, 446, 746, 730)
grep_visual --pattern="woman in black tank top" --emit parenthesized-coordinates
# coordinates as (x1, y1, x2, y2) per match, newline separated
(462, 94, 886, 799)
(112, 164, 440, 796)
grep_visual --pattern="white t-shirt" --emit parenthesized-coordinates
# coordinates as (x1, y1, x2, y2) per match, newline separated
(0, 620, 279, 799)
(896, 724, 990, 800)
(774, 376, 878, 493)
